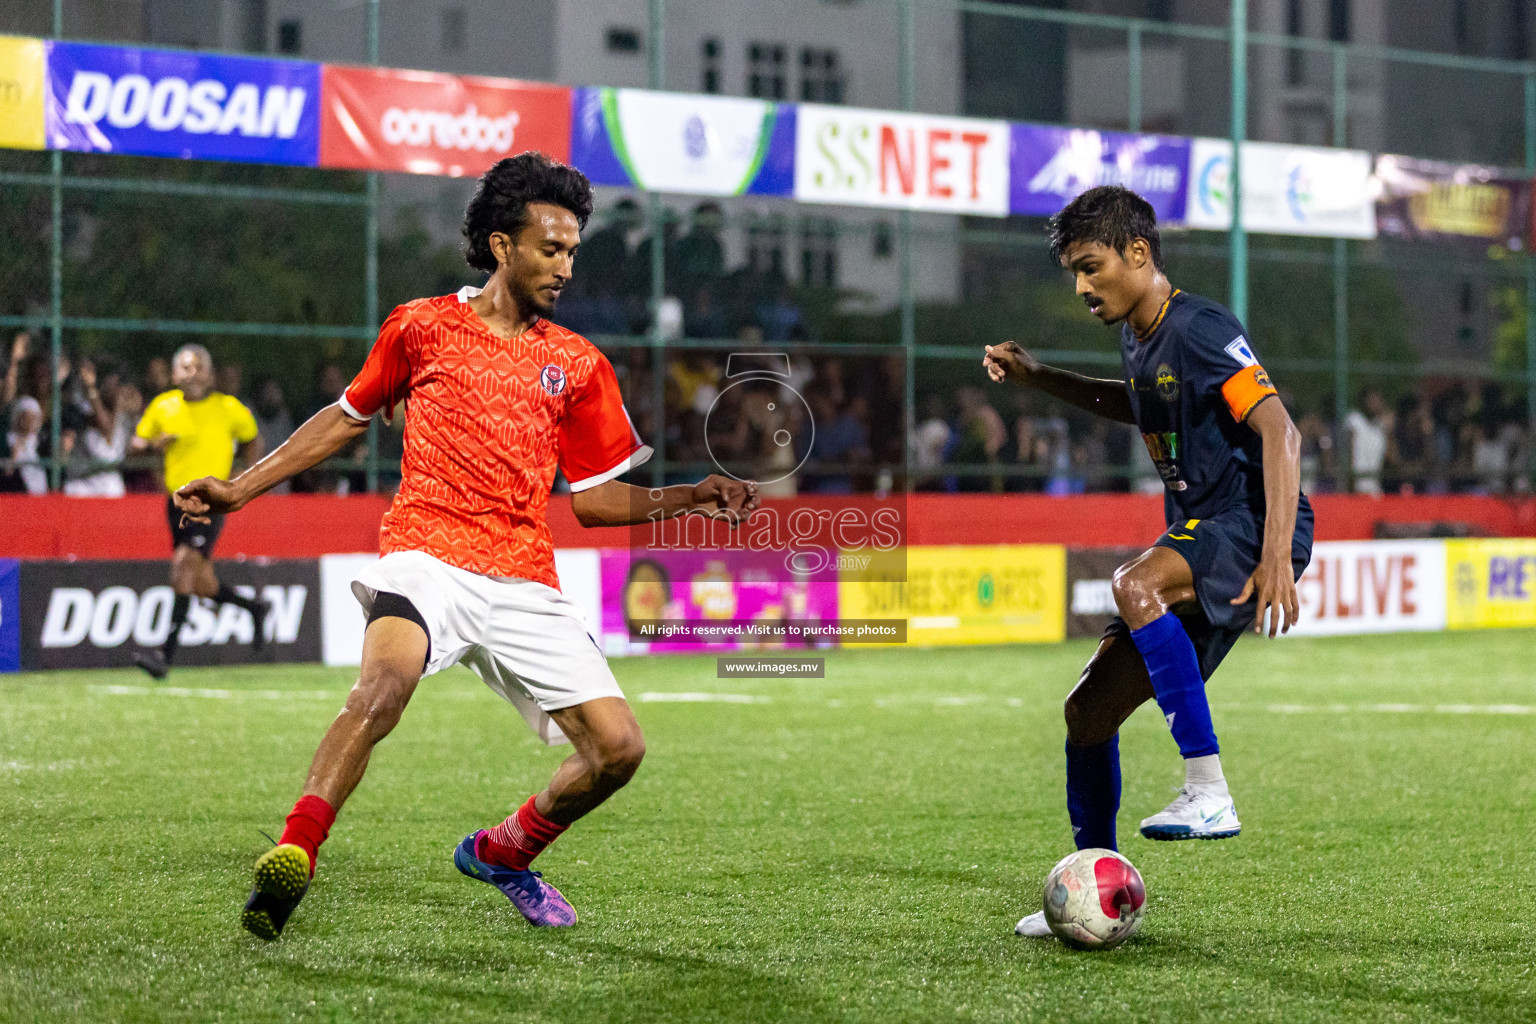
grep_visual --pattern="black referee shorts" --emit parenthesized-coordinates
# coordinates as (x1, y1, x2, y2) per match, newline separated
(166, 495, 224, 556)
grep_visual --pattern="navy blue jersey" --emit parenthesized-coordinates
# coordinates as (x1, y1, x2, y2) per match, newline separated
(1121, 289, 1280, 524)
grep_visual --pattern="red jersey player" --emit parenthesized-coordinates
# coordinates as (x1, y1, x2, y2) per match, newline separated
(175, 153, 758, 939)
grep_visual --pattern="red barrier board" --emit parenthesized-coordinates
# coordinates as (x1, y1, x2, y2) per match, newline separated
(3, 493, 1534, 561)
(319, 65, 570, 177)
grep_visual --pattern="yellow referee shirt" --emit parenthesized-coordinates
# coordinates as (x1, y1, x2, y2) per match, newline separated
(136, 389, 259, 494)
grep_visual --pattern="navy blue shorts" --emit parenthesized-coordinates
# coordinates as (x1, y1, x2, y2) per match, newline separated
(1103, 498, 1314, 681)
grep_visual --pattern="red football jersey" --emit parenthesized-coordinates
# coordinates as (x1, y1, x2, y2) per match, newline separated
(340, 287, 650, 588)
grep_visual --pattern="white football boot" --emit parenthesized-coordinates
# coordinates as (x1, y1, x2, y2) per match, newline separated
(1014, 911, 1055, 938)
(1138, 784, 1241, 841)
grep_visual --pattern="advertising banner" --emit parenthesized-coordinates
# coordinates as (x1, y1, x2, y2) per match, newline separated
(795, 103, 1010, 216)
(1446, 538, 1536, 630)
(839, 545, 1065, 646)
(0, 558, 18, 672)
(1184, 138, 1376, 238)
(319, 550, 603, 666)
(1372, 154, 1531, 250)
(571, 87, 794, 196)
(320, 65, 569, 177)
(1288, 540, 1445, 637)
(0, 36, 45, 150)
(19, 559, 321, 670)
(600, 548, 839, 655)
(44, 41, 319, 164)
(1009, 125, 1189, 221)
(1065, 547, 1139, 639)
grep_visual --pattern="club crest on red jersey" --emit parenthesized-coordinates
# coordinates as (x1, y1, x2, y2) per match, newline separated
(539, 364, 567, 396)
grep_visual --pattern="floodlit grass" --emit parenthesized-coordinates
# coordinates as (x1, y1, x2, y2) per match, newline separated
(3, 631, 1534, 1023)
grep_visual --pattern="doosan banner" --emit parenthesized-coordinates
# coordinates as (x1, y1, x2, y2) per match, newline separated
(320, 65, 569, 176)
(795, 103, 1010, 216)
(1184, 138, 1377, 238)
(571, 87, 794, 196)
(1010, 125, 1189, 221)
(45, 41, 319, 164)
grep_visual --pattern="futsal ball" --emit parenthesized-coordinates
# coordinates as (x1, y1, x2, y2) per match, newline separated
(1041, 848, 1146, 950)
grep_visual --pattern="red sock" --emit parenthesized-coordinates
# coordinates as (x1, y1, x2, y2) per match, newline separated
(278, 794, 336, 877)
(477, 796, 568, 871)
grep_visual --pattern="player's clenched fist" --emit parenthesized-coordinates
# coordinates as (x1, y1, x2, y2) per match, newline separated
(174, 475, 245, 522)
(690, 474, 759, 525)
(983, 340, 1041, 385)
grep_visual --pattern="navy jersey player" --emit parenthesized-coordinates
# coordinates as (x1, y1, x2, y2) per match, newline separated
(983, 186, 1314, 940)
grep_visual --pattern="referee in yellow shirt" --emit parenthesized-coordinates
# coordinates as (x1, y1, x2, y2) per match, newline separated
(131, 344, 267, 679)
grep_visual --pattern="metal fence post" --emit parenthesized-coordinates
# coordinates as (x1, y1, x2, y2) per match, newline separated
(1333, 46, 1349, 446)
(1128, 23, 1142, 134)
(899, 0, 916, 492)
(364, 0, 381, 493)
(47, 0, 64, 489)
(647, 0, 667, 486)
(1527, 73, 1536, 437)
(1228, 0, 1248, 323)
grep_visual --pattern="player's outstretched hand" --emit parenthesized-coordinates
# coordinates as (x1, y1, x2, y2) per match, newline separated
(982, 341, 1040, 385)
(174, 476, 245, 523)
(690, 474, 759, 527)
(1231, 555, 1299, 638)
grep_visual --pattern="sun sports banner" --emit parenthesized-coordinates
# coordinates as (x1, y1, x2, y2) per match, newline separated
(570, 86, 794, 196)
(1183, 138, 1377, 238)
(19, 559, 321, 670)
(44, 41, 319, 164)
(0, 36, 46, 151)
(319, 65, 569, 177)
(794, 103, 1010, 216)
(1009, 125, 1189, 221)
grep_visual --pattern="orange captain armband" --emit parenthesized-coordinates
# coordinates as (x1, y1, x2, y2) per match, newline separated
(1220, 364, 1277, 422)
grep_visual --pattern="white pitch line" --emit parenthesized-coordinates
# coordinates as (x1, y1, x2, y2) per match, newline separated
(637, 692, 770, 704)
(1254, 702, 1533, 716)
(91, 685, 339, 701)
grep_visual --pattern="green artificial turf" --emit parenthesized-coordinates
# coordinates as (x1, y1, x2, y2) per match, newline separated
(3, 631, 1534, 1023)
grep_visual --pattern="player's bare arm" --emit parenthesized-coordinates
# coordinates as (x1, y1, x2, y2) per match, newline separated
(983, 341, 1135, 424)
(1230, 396, 1302, 637)
(176, 404, 366, 518)
(571, 476, 761, 529)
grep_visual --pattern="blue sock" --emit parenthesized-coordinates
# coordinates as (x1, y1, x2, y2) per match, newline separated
(1130, 612, 1220, 759)
(1065, 736, 1120, 851)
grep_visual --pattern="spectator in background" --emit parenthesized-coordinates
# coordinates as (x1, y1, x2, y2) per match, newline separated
(254, 378, 296, 495)
(3, 330, 29, 411)
(216, 362, 243, 402)
(63, 358, 131, 497)
(1295, 407, 1336, 494)
(910, 394, 952, 491)
(144, 355, 171, 397)
(114, 381, 153, 492)
(1345, 388, 1390, 495)
(1386, 394, 1433, 495)
(952, 386, 1006, 493)
(4, 396, 46, 494)
(674, 202, 726, 302)
(301, 363, 365, 494)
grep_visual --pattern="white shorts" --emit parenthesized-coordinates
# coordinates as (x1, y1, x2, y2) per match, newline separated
(351, 550, 625, 746)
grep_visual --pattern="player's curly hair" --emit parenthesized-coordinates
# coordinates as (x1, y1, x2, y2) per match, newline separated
(1048, 185, 1165, 273)
(462, 152, 594, 273)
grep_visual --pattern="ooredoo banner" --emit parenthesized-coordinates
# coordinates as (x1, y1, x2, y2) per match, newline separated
(1010, 125, 1188, 221)
(320, 65, 569, 177)
(44, 41, 319, 164)
(794, 103, 1010, 216)
(1288, 540, 1445, 637)
(1446, 538, 1536, 630)
(1184, 138, 1377, 239)
(571, 87, 794, 196)
(839, 545, 1065, 645)
(19, 559, 320, 670)
(0, 36, 46, 151)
